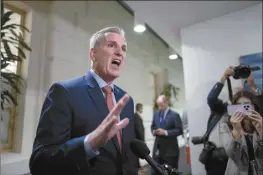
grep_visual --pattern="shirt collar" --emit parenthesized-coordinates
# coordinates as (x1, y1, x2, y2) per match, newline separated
(162, 107, 169, 117)
(90, 69, 115, 91)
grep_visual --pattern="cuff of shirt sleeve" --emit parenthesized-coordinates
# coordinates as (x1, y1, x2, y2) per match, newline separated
(165, 130, 168, 136)
(84, 135, 100, 160)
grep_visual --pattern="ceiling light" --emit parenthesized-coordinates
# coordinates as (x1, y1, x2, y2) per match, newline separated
(169, 54, 178, 60)
(134, 24, 146, 33)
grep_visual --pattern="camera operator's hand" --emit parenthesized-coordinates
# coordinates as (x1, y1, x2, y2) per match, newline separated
(247, 71, 258, 94)
(220, 66, 234, 83)
(248, 109, 262, 138)
(230, 110, 244, 140)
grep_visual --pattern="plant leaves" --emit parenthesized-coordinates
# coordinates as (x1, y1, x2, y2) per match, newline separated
(2, 40, 13, 59)
(18, 37, 31, 51)
(16, 46, 26, 58)
(1, 52, 23, 62)
(1, 10, 31, 110)
(1, 11, 14, 28)
(1, 61, 10, 69)
(1, 89, 18, 109)
(2, 24, 16, 30)
(13, 23, 30, 32)
(1, 72, 23, 93)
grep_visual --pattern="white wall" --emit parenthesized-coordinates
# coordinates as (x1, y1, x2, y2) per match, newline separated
(1, 1, 185, 174)
(180, 3, 262, 175)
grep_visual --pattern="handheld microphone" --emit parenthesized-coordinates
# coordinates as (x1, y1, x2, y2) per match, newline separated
(130, 139, 165, 175)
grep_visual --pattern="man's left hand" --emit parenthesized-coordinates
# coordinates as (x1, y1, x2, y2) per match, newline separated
(155, 128, 166, 136)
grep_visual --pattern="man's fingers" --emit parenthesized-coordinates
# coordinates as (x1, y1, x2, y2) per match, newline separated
(110, 94, 130, 116)
(116, 118, 129, 130)
(104, 115, 118, 132)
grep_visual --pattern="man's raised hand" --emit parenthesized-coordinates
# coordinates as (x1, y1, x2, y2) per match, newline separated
(87, 94, 130, 150)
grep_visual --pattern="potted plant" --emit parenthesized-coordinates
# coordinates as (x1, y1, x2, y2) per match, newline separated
(1, 3, 31, 110)
(153, 83, 180, 111)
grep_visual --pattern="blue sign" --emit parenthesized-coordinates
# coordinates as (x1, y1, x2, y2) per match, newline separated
(240, 52, 263, 91)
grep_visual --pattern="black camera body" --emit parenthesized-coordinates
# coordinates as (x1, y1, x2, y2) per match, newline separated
(233, 65, 251, 79)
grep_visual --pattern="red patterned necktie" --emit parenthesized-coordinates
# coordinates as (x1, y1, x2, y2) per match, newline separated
(103, 85, 122, 152)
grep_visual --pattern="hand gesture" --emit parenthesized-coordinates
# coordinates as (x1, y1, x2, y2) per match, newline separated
(223, 66, 234, 78)
(87, 94, 130, 150)
(247, 70, 255, 87)
(220, 66, 234, 83)
(230, 110, 244, 139)
(248, 109, 262, 138)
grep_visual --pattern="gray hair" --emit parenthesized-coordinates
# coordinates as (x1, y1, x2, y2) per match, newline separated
(89, 26, 126, 49)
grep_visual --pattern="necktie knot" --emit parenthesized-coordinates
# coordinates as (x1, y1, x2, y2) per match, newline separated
(103, 85, 112, 95)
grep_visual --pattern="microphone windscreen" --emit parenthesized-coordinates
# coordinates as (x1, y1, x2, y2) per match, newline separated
(130, 139, 150, 159)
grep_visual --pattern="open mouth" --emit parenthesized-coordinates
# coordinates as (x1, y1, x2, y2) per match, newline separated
(111, 59, 121, 66)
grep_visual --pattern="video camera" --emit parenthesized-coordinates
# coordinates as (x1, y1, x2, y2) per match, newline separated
(233, 64, 260, 79)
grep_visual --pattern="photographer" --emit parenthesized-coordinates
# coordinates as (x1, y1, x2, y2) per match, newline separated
(246, 71, 263, 117)
(207, 66, 263, 175)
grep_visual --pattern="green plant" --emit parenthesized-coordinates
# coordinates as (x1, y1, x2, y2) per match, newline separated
(153, 83, 180, 111)
(1, 4, 31, 110)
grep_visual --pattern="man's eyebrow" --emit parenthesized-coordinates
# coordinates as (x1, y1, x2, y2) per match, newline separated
(107, 40, 127, 47)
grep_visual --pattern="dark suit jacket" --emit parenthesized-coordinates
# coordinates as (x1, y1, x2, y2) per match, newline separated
(134, 113, 145, 142)
(258, 93, 263, 116)
(29, 71, 138, 175)
(151, 109, 183, 157)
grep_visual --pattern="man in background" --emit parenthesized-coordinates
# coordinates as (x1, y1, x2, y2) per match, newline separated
(134, 103, 145, 172)
(151, 95, 183, 174)
(134, 103, 145, 142)
(247, 71, 263, 116)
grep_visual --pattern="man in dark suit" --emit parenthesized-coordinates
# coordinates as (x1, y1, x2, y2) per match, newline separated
(151, 95, 183, 174)
(29, 27, 138, 175)
(134, 103, 145, 142)
(134, 103, 145, 170)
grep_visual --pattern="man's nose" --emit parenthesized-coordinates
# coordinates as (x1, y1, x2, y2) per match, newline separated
(115, 47, 124, 57)
(115, 51, 122, 57)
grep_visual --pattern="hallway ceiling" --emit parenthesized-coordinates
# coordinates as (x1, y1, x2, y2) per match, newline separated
(124, 1, 262, 56)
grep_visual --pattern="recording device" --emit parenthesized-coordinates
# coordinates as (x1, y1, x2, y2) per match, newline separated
(227, 103, 252, 116)
(233, 65, 260, 79)
(192, 134, 209, 145)
(130, 139, 183, 175)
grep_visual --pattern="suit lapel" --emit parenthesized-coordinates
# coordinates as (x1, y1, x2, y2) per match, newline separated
(84, 72, 109, 121)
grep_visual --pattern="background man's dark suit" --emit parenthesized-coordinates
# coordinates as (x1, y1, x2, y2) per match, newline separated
(29, 71, 138, 175)
(151, 109, 183, 171)
(134, 112, 145, 142)
(134, 112, 145, 168)
(257, 93, 263, 116)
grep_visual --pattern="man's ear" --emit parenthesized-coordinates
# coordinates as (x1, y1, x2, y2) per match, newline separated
(90, 48, 97, 62)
